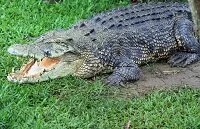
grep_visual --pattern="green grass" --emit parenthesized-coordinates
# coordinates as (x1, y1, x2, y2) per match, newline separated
(1, 0, 200, 128)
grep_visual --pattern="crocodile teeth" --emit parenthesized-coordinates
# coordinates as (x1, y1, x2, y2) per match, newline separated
(7, 57, 61, 81)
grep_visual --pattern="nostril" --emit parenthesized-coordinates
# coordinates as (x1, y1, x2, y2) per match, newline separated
(43, 49, 51, 57)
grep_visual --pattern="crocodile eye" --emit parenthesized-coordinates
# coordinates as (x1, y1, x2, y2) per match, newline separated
(66, 38, 73, 42)
(43, 49, 51, 57)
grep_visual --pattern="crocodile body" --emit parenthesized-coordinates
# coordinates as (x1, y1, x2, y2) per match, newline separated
(7, 3, 200, 85)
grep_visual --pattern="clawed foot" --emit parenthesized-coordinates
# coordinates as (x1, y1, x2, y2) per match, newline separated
(168, 52, 200, 67)
(104, 75, 125, 87)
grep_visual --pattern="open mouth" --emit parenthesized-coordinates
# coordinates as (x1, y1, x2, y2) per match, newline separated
(7, 57, 62, 83)
(7, 51, 81, 84)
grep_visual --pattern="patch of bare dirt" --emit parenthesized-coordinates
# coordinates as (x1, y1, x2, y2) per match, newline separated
(122, 62, 200, 95)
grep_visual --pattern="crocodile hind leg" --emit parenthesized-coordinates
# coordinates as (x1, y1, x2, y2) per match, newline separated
(168, 18, 200, 67)
(104, 56, 141, 86)
(168, 52, 200, 67)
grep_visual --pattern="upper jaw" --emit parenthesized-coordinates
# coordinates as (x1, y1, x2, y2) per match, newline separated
(7, 43, 77, 60)
(7, 44, 47, 60)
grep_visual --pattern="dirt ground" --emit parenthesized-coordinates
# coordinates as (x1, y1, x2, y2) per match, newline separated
(121, 61, 200, 95)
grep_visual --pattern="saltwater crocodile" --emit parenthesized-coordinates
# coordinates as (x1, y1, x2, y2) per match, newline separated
(7, 3, 200, 86)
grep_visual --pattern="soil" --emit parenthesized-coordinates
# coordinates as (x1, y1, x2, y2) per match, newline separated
(120, 61, 200, 96)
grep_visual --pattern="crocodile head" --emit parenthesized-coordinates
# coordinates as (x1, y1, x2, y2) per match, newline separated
(7, 30, 84, 83)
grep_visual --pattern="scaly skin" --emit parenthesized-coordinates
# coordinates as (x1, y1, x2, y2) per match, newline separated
(7, 3, 200, 86)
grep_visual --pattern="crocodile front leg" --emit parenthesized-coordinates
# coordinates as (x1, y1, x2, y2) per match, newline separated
(75, 51, 141, 86)
(104, 56, 141, 86)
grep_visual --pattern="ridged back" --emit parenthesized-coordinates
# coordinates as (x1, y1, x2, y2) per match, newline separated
(72, 3, 190, 32)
